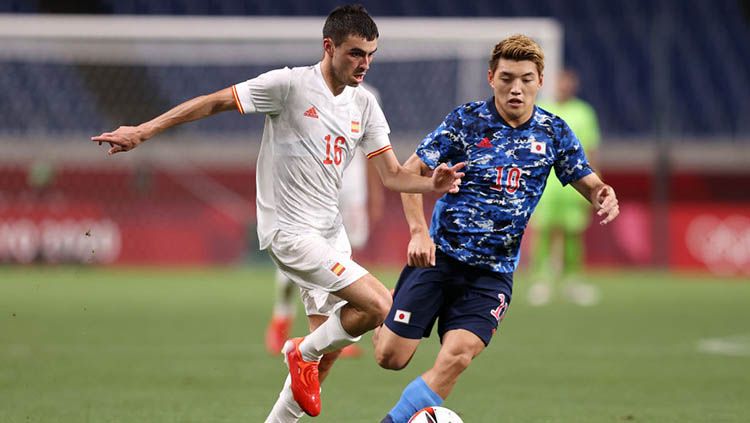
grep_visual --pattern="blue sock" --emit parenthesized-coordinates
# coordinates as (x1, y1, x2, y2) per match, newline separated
(385, 376, 443, 423)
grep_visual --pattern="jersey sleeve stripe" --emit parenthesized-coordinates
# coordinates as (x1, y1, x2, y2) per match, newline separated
(231, 85, 245, 114)
(366, 145, 392, 159)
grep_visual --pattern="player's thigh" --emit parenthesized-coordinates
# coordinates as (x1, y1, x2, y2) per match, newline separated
(373, 323, 421, 370)
(298, 287, 346, 317)
(333, 272, 391, 315)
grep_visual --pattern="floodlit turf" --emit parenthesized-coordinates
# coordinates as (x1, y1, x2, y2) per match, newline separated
(1, 266, 749, 422)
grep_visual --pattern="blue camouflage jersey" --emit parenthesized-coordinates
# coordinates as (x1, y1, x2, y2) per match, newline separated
(416, 98, 593, 273)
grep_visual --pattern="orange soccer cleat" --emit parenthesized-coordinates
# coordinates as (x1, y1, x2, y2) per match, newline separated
(283, 337, 321, 417)
(265, 315, 292, 355)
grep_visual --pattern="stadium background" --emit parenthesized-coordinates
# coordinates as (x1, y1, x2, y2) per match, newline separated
(1, 1, 749, 422)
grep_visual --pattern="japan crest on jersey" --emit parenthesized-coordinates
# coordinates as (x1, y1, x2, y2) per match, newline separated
(394, 309, 411, 324)
(530, 139, 546, 155)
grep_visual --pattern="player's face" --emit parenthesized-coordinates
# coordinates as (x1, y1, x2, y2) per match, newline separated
(488, 59, 543, 126)
(556, 71, 578, 102)
(326, 35, 378, 87)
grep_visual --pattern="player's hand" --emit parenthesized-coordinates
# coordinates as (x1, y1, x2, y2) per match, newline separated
(432, 162, 465, 194)
(91, 125, 146, 155)
(594, 184, 619, 225)
(407, 230, 436, 267)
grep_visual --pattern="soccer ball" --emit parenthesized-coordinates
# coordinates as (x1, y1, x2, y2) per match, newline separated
(408, 406, 464, 423)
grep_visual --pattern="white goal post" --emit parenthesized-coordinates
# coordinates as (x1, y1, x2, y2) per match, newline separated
(0, 14, 562, 163)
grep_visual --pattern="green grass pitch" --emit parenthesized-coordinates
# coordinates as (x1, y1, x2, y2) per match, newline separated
(1, 266, 749, 422)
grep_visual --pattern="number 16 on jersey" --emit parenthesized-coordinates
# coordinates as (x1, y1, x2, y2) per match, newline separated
(323, 134, 345, 165)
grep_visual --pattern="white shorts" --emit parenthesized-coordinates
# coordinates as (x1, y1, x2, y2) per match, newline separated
(268, 228, 368, 316)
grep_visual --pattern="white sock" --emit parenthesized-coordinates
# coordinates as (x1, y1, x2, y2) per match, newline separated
(299, 306, 361, 362)
(265, 375, 304, 423)
(273, 269, 296, 318)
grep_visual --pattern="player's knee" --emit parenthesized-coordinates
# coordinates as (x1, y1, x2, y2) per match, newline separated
(366, 294, 392, 328)
(375, 347, 409, 370)
(376, 295, 392, 323)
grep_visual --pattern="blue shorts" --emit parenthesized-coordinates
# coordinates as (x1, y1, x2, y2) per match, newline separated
(384, 250, 513, 346)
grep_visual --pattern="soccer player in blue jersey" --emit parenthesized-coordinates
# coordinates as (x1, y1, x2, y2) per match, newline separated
(373, 34, 620, 423)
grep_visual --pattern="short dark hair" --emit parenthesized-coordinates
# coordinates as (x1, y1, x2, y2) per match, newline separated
(323, 4, 379, 46)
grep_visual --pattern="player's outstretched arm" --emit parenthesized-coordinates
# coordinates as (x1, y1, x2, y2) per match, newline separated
(91, 87, 237, 155)
(369, 150, 464, 194)
(571, 172, 620, 225)
(400, 154, 436, 267)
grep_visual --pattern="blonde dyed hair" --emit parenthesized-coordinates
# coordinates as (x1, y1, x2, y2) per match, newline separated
(489, 34, 545, 76)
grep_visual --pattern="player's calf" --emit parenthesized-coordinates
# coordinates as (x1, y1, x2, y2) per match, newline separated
(423, 330, 485, 398)
(433, 348, 473, 377)
(318, 349, 343, 381)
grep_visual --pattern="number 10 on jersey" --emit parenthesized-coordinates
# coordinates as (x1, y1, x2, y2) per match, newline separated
(491, 166, 522, 194)
(323, 134, 345, 165)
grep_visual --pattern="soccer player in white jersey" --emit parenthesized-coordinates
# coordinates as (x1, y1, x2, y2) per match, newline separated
(265, 84, 385, 360)
(91, 4, 464, 421)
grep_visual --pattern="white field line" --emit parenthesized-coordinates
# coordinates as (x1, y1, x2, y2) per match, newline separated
(697, 334, 750, 357)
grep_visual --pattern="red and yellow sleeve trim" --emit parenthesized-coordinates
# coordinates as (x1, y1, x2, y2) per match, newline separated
(366, 145, 393, 160)
(231, 85, 245, 114)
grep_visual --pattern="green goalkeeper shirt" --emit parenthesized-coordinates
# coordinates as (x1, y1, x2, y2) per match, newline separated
(533, 98, 601, 229)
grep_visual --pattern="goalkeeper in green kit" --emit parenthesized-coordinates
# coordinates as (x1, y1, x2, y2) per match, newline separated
(528, 68, 602, 306)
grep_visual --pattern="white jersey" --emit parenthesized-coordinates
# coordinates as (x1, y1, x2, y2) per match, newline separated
(339, 149, 367, 207)
(232, 63, 392, 249)
(339, 150, 369, 248)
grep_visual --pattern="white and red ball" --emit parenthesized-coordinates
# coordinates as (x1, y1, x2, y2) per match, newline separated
(408, 406, 464, 423)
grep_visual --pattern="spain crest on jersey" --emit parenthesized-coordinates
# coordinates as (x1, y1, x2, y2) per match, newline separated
(330, 262, 346, 276)
(351, 121, 360, 133)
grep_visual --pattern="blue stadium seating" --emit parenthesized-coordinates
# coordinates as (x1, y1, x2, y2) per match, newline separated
(0, 0, 748, 138)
